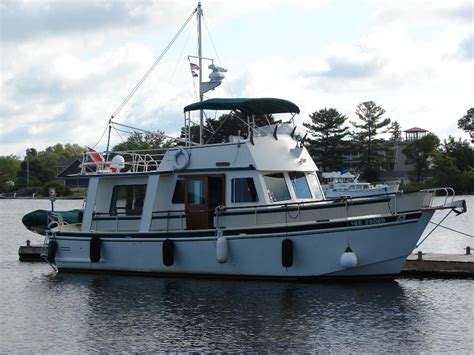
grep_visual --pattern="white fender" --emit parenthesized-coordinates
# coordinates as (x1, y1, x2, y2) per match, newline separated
(173, 148, 190, 170)
(340, 247, 358, 268)
(216, 236, 228, 264)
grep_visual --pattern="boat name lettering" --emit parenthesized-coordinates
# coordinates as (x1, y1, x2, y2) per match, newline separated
(350, 218, 386, 226)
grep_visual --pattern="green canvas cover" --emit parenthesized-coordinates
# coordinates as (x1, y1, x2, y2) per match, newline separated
(183, 98, 300, 115)
(22, 209, 83, 235)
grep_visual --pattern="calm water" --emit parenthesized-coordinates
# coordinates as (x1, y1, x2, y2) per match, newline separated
(0, 198, 473, 352)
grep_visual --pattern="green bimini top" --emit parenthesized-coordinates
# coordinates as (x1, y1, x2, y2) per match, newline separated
(183, 98, 300, 115)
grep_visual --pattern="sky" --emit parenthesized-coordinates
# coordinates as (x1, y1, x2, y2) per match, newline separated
(0, 0, 472, 156)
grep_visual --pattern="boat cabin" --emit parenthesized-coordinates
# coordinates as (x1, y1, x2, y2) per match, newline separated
(78, 98, 326, 233)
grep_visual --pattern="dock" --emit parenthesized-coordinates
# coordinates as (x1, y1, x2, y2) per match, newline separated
(18, 241, 44, 262)
(401, 251, 473, 278)
(18, 242, 472, 278)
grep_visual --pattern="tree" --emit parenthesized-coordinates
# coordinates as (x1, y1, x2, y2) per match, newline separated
(0, 155, 21, 191)
(45, 143, 84, 159)
(441, 136, 474, 172)
(303, 108, 350, 171)
(16, 144, 85, 189)
(112, 131, 172, 151)
(403, 133, 440, 183)
(388, 121, 402, 141)
(458, 108, 473, 142)
(350, 101, 391, 182)
(181, 112, 274, 145)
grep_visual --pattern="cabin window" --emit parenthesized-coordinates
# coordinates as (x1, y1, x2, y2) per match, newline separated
(187, 179, 205, 205)
(263, 173, 291, 202)
(232, 178, 258, 203)
(289, 172, 312, 199)
(307, 173, 324, 201)
(110, 184, 146, 216)
(172, 179, 185, 204)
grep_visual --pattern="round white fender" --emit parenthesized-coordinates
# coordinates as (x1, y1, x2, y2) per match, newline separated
(340, 246, 358, 268)
(173, 148, 190, 170)
(216, 235, 228, 264)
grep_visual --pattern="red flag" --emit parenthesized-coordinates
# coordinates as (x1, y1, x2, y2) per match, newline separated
(87, 147, 104, 163)
(190, 63, 199, 70)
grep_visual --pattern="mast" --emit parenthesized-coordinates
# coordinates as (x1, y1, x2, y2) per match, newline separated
(197, 2, 204, 145)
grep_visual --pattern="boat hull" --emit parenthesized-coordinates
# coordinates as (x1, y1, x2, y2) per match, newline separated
(51, 210, 434, 279)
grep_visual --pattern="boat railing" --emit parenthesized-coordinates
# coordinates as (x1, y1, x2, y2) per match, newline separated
(80, 148, 168, 175)
(420, 187, 456, 208)
(89, 190, 444, 232)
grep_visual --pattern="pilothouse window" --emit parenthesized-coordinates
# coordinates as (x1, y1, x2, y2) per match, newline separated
(110, 184, 146, 216)
(232, 178, 258, 203)
(289, 172, 312, 199)
(263, 173, 291, 202)
(307, 173, 324, 201)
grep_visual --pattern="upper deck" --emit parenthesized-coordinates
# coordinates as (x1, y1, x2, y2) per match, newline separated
(79, 124, 317, 176)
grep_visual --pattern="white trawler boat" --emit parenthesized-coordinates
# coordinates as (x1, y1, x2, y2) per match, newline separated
(322, 171, 399, 199)
(39, 3, 466, 279)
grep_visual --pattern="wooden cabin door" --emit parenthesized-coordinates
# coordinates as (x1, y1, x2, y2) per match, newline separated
(185, 175, 224, 230)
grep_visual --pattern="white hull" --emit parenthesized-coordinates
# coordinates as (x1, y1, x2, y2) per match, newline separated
(52, 211, 433, 279)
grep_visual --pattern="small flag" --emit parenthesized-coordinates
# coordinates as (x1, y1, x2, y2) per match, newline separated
(190, 63, 200, 70)
(86, 146, 104, 163)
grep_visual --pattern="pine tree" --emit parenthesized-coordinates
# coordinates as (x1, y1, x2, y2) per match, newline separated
(351, 101, 391, 182)
(303, 108, 350, 172)
(388, 121, 402, 141)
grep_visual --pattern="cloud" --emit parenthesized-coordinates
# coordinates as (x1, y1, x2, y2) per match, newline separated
(458, 33, 474, 60)
(306, 55, 382, 79)
(373, 1, 473, 25)
(0, 1, 147, 43)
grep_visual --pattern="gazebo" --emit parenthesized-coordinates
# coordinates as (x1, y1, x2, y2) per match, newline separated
(404, 127, 428, 141)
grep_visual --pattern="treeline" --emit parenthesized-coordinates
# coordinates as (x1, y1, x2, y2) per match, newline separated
(1, 105, 472, 195)
(303, 103, 473, 193)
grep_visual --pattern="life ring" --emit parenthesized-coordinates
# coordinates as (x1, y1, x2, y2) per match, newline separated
(173, 148, 190, 170)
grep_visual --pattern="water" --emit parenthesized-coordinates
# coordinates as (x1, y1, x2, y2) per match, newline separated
(1, 198, 473, 352)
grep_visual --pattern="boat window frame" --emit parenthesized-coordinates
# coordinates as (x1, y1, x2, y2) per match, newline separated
(288, 171, 313, 200)
(109, 184, 147, 216)
(231, 177, 259, 203)
(263, 172, 291, 203)
(306, 172, 325, 201)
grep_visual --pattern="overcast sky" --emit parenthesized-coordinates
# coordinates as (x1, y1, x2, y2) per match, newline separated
(0, 0, 472, 156)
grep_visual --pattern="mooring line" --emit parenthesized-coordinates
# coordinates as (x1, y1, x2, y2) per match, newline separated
(428, 222, 474, 238)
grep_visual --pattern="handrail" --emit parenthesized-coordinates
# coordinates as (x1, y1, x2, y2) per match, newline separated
(79, 148, 168, 175)
(420, 187, 456, 208)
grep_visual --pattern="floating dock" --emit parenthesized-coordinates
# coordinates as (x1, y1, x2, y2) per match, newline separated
(18, 242, 472, 278)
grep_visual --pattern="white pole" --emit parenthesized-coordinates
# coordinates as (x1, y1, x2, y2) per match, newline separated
(197, 2, 204, 145)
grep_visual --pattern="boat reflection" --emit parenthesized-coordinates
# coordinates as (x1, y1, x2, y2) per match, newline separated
(37, 274, 427, 352)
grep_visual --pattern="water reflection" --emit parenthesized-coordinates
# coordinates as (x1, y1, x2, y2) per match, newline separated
(34, 274, 423, 352)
